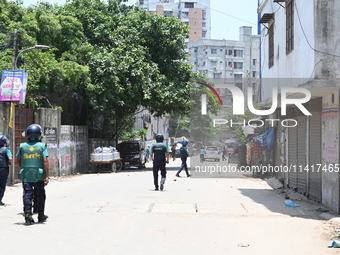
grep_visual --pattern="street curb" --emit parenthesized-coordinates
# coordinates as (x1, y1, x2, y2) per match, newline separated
(320, 213, 340, 224)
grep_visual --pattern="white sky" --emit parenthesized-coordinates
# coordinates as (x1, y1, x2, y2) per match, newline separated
(21, 0, 259, 40)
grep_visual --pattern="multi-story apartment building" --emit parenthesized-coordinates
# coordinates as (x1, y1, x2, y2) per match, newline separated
(138, 0, 211, 43)
(188, 26, 260, 105)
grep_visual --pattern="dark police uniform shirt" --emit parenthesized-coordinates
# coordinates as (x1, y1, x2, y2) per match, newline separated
(151, 142, 168, 161)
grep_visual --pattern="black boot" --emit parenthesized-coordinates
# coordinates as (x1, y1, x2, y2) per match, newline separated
(38, 212, 48, 223)
(0, 197, 4, 206)
(24, 215, 35, 226)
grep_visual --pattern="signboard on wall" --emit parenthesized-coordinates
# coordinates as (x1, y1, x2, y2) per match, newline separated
(44, 127, 57, 144)
(0, 70, 27, 102)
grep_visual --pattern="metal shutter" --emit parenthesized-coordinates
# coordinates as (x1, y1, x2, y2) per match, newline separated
(288, 122, 298, 190)
(297, 116, 307, 194)
(308, 112, 322, 202)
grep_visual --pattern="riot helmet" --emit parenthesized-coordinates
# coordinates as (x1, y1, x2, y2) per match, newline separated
(0, 135, 7, 145)
(182, 140, 188, 146)
(26, 124, 42, 142)
(155, 133, 164, 143)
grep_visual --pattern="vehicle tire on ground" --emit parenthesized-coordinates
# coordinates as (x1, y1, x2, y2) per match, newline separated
(111, 162, 117, 173)
(115, 161, 122, 172)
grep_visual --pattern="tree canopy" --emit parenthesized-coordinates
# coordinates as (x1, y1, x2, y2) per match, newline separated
(0, 0, 202, 138)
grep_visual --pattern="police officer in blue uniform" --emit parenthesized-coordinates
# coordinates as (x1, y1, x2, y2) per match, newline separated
(17, 124, 49, 225)
(150, 134, 169, 191)
(0, 135, 13, 206)
(176, 140, 191, 177)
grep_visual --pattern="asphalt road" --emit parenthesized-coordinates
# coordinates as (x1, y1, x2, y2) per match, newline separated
(0, 156, 337, 255)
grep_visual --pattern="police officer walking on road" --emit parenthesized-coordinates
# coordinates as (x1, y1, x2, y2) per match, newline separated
(150, 134, 169, 191)
(0, 135, 13, 206)
(176, 140, 191, 177)
(17, 124, 49, 225)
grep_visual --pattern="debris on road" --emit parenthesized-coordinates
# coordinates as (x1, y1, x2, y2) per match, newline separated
(238, 243, 249, 247)
(328, 240, 340, 248)
(284, 200, 300, 207)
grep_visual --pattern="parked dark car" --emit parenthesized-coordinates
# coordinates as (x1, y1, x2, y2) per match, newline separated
(117, 141, 146, 169)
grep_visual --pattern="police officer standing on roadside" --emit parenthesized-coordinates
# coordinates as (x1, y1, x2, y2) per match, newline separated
(0, 135, 13, 206)
(17, 124, 49, 225)
(150, 134, 169, 191)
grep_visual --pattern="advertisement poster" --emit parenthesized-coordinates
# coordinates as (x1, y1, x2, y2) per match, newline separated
(0, 70, 26, 102)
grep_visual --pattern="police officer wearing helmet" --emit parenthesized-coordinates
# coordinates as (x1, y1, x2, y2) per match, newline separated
(150, 134, 169, 191)
(16, 124, 49, 225)
(0, 135, 13, 206)
(175, 140, 191, 177)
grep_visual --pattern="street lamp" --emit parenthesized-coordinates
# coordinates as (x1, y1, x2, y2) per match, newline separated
(9, 44, 50, 184)
(13, 45, 50, 70)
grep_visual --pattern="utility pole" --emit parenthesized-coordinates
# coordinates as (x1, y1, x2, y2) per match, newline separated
(9, 29, 18, 184)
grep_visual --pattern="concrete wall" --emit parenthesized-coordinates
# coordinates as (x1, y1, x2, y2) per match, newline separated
(0, 102, 13, 140)
(321, 94, 340, 212)
(259, 0, 315, 103)
(133, 107, 170, 141)
(35, 109, 88, 177)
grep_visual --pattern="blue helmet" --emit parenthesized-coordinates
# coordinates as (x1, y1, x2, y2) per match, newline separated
(182, 140, 188, 146)
(155, 133, 164, 142)
(26, 124, 42, 141)
(0, 135, 7, 145)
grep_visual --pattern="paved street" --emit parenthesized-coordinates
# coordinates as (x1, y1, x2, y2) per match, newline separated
(0, 156, 338, 255)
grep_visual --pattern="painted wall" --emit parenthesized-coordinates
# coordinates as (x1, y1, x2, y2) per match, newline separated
(321, 94, 339, 212)
(259, 0, 315, 103)
(0, 102, 11, 139)
(36, 109, 88, 177)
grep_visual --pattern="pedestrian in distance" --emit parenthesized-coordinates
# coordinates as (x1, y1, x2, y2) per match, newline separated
(145, 145, 151, 163)
(17, 124, 49, 225)
(199, 146, 205, 163)
(176, 140, 191, 177)
(222, 145, 227, 161)
(0, 135, 13, 206)
(171, 144, 176, 161)
(150, 134, 169, 191)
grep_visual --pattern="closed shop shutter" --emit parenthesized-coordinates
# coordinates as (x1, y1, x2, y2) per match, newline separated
(309, 111, 322, 202)
(288, 122, 298, 189)
(297, 116, 307, 194)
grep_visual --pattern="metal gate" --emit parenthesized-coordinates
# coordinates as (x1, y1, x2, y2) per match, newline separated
(288, 121, 298, 190)
(297, 116, 307, 194)
(14, 107, 34, 183)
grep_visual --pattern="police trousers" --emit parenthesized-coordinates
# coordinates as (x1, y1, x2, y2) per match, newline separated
(153, 160, 166, 188)
(22, 181, 46, 215)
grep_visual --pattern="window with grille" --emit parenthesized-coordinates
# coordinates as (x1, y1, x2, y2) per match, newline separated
(234, 74, 242, 80)
(286, 0, 294, 54)
(269, 23, 274, 68)
(185, 2, 194, 8)
(211, 49, 217, 54)
(234, 62, 243, 69)
(234, 50, 243, 57)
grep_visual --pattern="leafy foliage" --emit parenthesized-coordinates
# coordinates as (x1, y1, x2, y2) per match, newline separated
(0, 0, 197, 138)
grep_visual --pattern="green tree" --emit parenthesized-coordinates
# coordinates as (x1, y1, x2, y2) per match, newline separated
(1, 0, 197, 139)
(60, 0, 195, 137)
